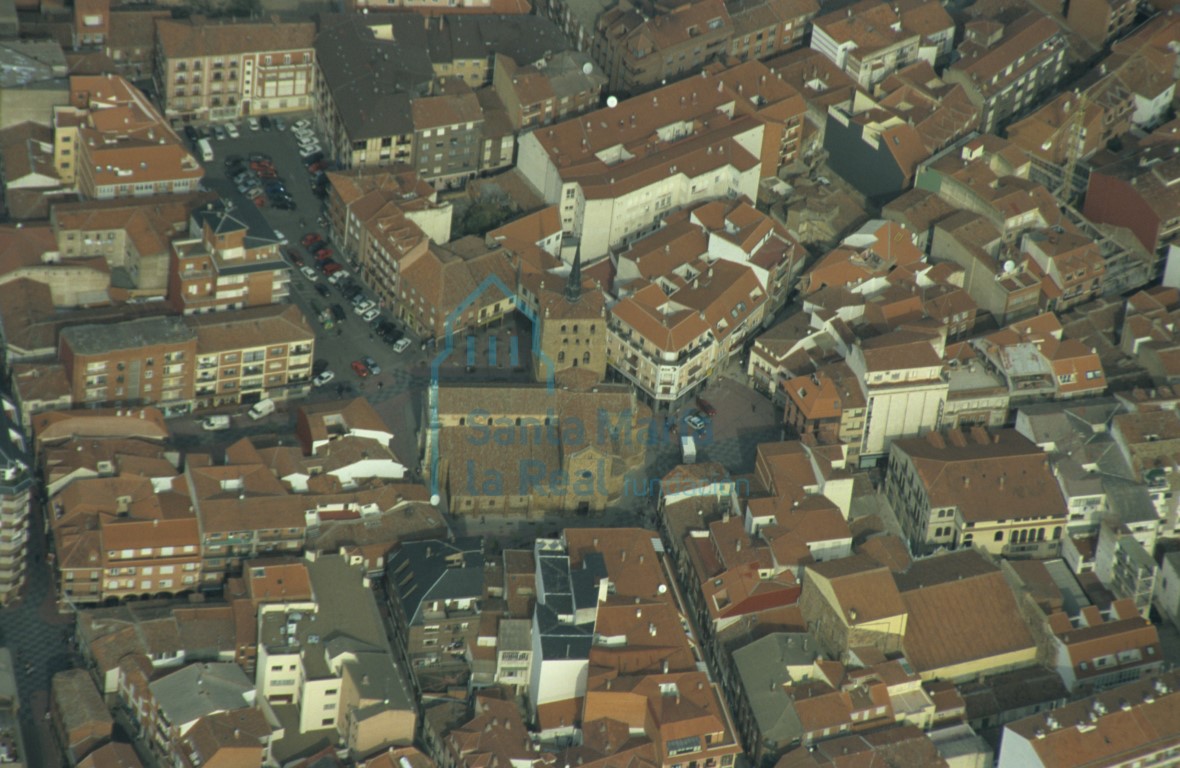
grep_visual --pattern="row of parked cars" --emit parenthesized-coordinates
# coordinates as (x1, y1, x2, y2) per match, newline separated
(226, 153, 296, 210)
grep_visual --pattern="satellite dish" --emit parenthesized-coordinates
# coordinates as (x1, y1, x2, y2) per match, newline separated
(606, 95, 618, 108)
(582, 61, 594, 75)
(430, 494, 441, 507)
(658, 584, 668, 594)
(1002, 259, 1016, 273)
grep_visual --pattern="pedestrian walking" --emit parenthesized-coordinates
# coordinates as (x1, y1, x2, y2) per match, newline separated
(751, 404, 756, 413)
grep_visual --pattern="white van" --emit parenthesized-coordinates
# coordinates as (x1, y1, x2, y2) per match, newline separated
(197, 138, 214, 162)
(247, 398, 275, 420)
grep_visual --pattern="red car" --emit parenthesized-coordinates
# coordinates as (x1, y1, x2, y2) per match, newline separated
(308, 160, 329, 174)
(313, 247, 334, 261)
(696, 397, 717, 416)
(323, 261, 343, 276)
(285, 248, 303, 266)
(351, 360, 370, 378)
(301, 233, 322, 248)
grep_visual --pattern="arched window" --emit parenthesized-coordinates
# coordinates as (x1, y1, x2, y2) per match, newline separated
(558, 351, 566, 363)
(583, 352, 591, 364)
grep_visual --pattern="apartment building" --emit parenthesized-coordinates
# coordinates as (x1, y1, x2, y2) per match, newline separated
(809, 0, 951, 89)
(168, 202, 289, 314)
(54, 75, 203, 199)
(518, 60, 804, 259)
(50, 192, 215, 294)
(594, 0, 733, 95)
(118, 662, 264, 765)
(314, 14, 569, 174)
(384, 538, 486, 695)
(50, 474, 203, 607)
(997, 670, 1180, 768)
(607, 200, 800, 405)
(187, 304, 314, 409)
(1047, 599, 1164, 693)
(490, 51, 605, 131)
(394, 237, 517, 340)
(943, 13, 1068, 132)
(886, 427, 1069, 558)
(409, 81, 485, 189)
(154, 17, 316, 122)
(727, 0, 818, 62)
(58, 304, 315, 413)
(1065, 0, 1137, 49)
(782, 362, 867, 456)
(256, 556, 416, 758)
(0, 396, 31, 608)
(1020, 227, 1106, 312)
(974, 315, 1108, 402)
(1084, 143, 1180, 255)
(845, 330, 948, 463)
(59, 316, 197, 413)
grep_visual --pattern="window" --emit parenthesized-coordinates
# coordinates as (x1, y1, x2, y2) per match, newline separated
(994, 531, 1004, 541)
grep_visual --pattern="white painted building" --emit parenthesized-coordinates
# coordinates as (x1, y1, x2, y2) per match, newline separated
(846, 331, 948, 463)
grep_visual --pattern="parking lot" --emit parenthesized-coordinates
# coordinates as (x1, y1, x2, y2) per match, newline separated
(170, 117, 433, 454)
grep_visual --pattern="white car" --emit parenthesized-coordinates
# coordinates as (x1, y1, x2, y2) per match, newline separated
(327, 270, 350, 285)
(298, 138, 319, 151)
(393, 338, 412, 354)
(312, 370, 335, 387)
(200, 415, 231, 431)
(294, 118, 312, 130)
(225, 123, 240, 139)
(362, 308, 381, 323)
(294, 128, 316, 140)
(247, 117, 261, 132)
(300, 145, 322, 159)
(300, 266, 318, 281)
(353, 300, 375, 315)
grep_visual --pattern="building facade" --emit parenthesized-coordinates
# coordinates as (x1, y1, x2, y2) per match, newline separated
(154, 17, 316, 122)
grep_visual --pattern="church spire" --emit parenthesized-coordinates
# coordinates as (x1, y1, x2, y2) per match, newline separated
(565, 249, 583, 302)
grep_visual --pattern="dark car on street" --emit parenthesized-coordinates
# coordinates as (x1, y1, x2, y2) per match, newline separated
(315, 283, 331, 298)
(331, 303, 347, 322)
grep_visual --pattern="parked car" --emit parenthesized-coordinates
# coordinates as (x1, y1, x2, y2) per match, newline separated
(312, 247, 334, 261)
(201, 415, 231, 431)
(294, 118, 312, 130)
(314, 283, 331, 298)
(331, 303, 347, 322)
(695, 397, 717, 416)
(301, 233, 322, 247)
(274, 117, 287, 131)
(313, 370, 335, 387)
(342, 284, 363, 300)
(247, 117, 261, 131)
(327, 269, 350, 285)
(212, 124, 227, 140)
(260, 116, 272, 130)
(353, 300, 375, 315)
(302, 150, 324, 165)
(247, 399, 275, 419)
(351, 360, 371, 378)
(300, 266, 318, 282)
(382, 329, 403, 345)
(308, 160, 329, 174)
(285, 249, 303, 266)
(183, 125, 199, 143)
(272, 198, 297, 211)
(361, 307, 380, 323)
(393, 338, 412, 353)
(684, 412, 707, 432)
(322, 262, 344, 277)
(225, 123, 240, 139)
(362, 356, 381, 375)
(248, 152, 271, 162)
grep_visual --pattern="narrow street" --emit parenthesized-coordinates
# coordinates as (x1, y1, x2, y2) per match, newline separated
(0, 499, 75, 768)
